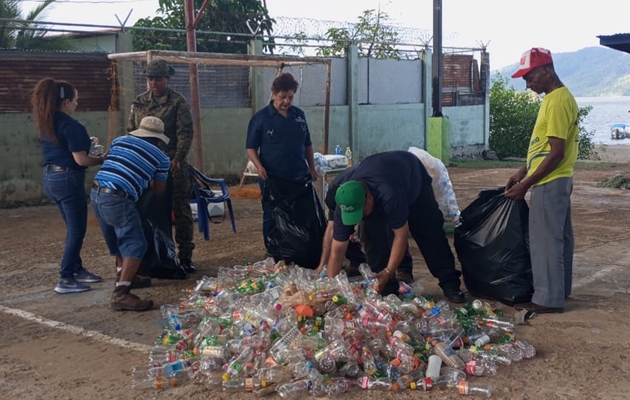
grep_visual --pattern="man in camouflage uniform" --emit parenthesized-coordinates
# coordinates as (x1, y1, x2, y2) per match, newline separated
(127, 59, 196, 272)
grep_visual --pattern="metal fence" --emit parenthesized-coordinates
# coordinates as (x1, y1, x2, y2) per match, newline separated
(132, 62, 251, 108)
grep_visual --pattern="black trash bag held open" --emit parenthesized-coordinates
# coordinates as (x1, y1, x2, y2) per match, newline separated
(264, 177, 327, 269)
(137, 190, 188, 280)
(454, 187, 533, 306)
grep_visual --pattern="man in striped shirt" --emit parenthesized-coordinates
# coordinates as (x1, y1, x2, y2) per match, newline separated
(91, 116, 171, 311)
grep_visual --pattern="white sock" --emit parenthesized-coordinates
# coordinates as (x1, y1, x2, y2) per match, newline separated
(116, 281, 131, 287)
(116, 267, 122, 273)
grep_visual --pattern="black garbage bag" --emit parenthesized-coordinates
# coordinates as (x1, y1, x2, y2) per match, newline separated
(137, 190, 188, 280)
(454, 187, 533, 306)
(264, 177, 327, 269)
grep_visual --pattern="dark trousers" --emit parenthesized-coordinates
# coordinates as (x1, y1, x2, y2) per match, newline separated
(345, 239, 367, 266)
(360, 180, 461, 293)
(408, 179, 461, 290)
(167, 161, 195, 262)
(259, 178, 271, 251)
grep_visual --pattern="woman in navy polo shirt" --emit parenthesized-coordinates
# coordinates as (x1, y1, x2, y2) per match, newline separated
(31, 78, 105, 294)
(246, 73, 318, 253)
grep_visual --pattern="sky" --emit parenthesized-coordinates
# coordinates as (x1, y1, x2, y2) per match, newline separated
(19, 0, 630, 69)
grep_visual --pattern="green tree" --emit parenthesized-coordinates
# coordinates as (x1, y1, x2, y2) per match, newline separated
(316, 9, 401, 59)
(132, 0, 274, 53)
(0, 0, 75, 50)
(489, 74, 598, 160)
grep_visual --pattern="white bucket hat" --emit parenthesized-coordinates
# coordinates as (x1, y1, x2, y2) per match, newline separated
(129, 116, 170, 144)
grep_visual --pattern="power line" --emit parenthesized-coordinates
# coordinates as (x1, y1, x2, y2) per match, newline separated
(22, 0, 153, 3)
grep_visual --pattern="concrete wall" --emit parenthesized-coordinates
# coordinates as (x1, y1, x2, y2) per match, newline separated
(0, 41, 489, 206)
(356, 104, 425, 158)
(1, 102, 487, 206)
(445, 104, 487, 158)
(1, 112, 110, 205)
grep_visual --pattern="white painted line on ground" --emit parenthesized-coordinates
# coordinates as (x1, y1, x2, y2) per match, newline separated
(0, 304, 151, 353)
(572, 265, 619, 289)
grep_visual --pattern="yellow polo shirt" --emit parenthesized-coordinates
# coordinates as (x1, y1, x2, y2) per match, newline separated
(526, 87, 579, 186)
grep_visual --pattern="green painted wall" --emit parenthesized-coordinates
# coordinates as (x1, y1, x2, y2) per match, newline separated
(356, 104, 425, 159)
(0, 112, 110, 205)
(1, 102, 487, 206)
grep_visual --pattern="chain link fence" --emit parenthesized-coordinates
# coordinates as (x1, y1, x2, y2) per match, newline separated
(132, 62, 251, 108)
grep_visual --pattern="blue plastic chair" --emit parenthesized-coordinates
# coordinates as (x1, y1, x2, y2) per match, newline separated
(190, 166, 236, 240)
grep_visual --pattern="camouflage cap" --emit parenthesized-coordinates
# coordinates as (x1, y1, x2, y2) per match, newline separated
(145, 59, 175, 78)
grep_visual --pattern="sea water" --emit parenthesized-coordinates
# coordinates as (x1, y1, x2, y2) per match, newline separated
(576, 96, 630, 145)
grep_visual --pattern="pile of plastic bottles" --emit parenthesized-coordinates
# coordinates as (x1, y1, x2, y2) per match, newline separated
(130, 258, 536, 398)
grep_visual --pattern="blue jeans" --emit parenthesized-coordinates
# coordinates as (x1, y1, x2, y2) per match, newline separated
(90, 190, 147, 260)
(43, 168, 87, 279)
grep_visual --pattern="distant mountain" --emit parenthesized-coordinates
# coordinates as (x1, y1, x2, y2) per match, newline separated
(494, 46, 630, 97)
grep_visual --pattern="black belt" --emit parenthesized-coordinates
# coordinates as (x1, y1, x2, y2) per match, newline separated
(46, 164, 78, 172)
(92, 182, 130, 199)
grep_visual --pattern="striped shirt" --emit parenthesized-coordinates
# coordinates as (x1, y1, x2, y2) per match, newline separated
(95, 135, 170, 202)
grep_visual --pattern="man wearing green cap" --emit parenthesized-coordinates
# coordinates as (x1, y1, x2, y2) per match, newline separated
(323, 150, 464, 302)
(127, 59, 196, 273)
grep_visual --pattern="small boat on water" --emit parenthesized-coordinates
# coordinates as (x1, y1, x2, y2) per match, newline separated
(611, 123, 630, 140)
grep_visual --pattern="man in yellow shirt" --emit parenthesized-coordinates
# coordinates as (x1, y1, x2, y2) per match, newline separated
(505, 48, 579, 314)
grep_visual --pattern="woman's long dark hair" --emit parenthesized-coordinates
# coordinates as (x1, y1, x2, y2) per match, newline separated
(31, 78, 76, 143)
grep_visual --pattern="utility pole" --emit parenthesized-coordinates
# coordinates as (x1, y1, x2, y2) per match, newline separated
(431, 0, 443, 117)
(184, 0, 205, 172)
(427, 0, 450, 164)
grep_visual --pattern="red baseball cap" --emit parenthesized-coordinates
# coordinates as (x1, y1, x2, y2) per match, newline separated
(511, 47, 553, 78)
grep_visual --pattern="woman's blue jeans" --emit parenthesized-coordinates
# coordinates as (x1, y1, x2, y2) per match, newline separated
(43, 167, 87, 279)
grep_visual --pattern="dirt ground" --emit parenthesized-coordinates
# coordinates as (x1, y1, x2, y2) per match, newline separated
(2, 146, 630, 400)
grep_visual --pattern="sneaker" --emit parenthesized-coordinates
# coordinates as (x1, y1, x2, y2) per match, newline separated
(116, 271, 152, 289)
(54, 277, 91, 294)
(74, 268, 102, 283)
(110, 286, 153, 311)
(395, 270, 414, 285)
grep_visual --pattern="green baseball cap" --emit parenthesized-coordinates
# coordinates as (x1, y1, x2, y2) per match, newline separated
(335, 180, 366, 226)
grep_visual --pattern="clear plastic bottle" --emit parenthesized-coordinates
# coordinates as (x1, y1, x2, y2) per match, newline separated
(456, 381, 492, 397)
(392, 368, 424, 392)
(339, 360, 361, 377)
(514, 338, 537, 359)
(256, 366, 292, 384)
(464, 359, 486, 376)
(222, 377, 262, 392)
(324, 377, 353, 395)
(225, 347, 254, 377)
(440, 366, 467, 382)
(292, 360, 323, 383)
(478, 314, 515, 332)
(362, 347, 378, 376)
(356, 376, 393, 390)
(432, 341, 466, 370)
(335, 145, 342, 155)
(89, 136, 105, 156)
(276, 380, 313, 399)
(357, 263, 379, 296)
(268, 326, 301, 365)
(345, 147, 353, 166)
